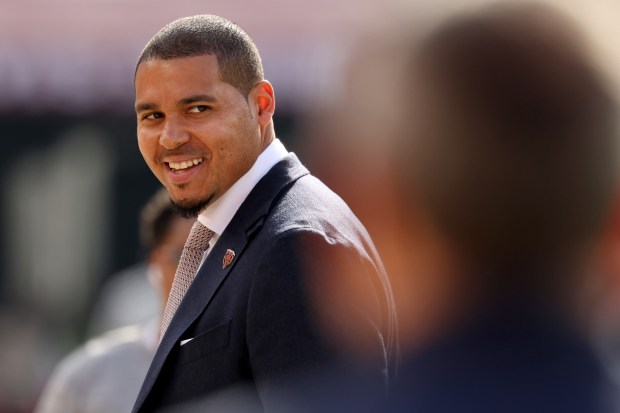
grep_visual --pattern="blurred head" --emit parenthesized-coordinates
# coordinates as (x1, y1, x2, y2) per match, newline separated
(135, 15, 276, 217)
(140, 188, 193, 309)
(398, 3, 618, 304)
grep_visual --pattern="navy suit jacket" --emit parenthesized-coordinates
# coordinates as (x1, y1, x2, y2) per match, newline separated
(132, 154, 397, 412)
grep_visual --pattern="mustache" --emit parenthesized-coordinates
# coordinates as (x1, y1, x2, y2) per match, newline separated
(157, 147, 207, 162)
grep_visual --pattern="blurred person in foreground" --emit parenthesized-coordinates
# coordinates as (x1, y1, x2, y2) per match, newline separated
(34, 189, 193, 413)
(388, 3, 620, 412)
(131, 14, 397, 413)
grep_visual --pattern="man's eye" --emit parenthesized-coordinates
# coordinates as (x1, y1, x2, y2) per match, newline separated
(144, 112, 163, 120)
(188, 105, 210, 113)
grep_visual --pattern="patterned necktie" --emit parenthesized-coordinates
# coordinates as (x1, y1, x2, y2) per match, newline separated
(160, 220, 214, 341)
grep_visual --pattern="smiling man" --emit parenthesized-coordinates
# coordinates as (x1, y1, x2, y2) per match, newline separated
(131, 15, 397, 413)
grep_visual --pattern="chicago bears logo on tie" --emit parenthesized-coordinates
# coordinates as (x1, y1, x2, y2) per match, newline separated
(223, 249, 235, 269)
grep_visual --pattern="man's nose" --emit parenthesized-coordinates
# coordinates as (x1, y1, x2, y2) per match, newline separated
(160, 118, 190, 149)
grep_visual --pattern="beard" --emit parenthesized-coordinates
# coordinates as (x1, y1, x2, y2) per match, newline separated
(170, 193, 214, 218)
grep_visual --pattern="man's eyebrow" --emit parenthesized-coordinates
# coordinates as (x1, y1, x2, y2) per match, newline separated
(135, 95, 217, 113)
(135, 102, 158, 113)
(178, 95, 218, 107)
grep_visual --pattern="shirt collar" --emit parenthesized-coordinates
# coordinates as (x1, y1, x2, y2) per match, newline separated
(197, 138, 288, 236)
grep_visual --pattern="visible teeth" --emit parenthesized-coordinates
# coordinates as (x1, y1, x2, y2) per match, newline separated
(168, 158, 203, 170)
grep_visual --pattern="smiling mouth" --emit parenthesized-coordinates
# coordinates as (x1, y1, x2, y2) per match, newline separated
(166, 158, 203, 171)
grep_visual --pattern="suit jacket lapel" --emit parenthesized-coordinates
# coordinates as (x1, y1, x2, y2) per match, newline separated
(133, 154, 309, 412)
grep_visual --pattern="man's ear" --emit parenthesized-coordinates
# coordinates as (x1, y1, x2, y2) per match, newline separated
(250, 80, 275, 126)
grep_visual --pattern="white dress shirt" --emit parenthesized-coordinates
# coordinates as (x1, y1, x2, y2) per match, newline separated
(196, 138, 288, 264)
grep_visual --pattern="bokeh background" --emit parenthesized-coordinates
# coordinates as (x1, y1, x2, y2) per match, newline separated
(1, 0, 620, 411)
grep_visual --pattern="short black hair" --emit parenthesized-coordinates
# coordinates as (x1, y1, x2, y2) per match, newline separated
(140, 188, 179, 250)
(137, 14, 264, 97)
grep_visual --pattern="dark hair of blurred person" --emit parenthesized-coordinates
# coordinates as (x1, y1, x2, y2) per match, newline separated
(392, 2, 620, 412)
(140, 189, 194, 315)
(34, 189, 193, 413)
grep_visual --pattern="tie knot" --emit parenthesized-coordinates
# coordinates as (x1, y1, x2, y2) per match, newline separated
(185, 220, 214, 252)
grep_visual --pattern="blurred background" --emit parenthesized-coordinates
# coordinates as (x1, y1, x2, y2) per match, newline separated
(1, 0, 620, 412)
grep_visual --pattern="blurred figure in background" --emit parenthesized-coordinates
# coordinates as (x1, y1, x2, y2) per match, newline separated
(87, 258, 157, 337)
(34, 189, 192, 413)
(386, 2, 620, 412)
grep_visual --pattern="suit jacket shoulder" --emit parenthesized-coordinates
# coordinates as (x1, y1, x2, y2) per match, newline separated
(243, 155, 397, 382)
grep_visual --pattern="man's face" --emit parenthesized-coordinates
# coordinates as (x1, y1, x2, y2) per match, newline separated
(135, 55, 264, 215)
